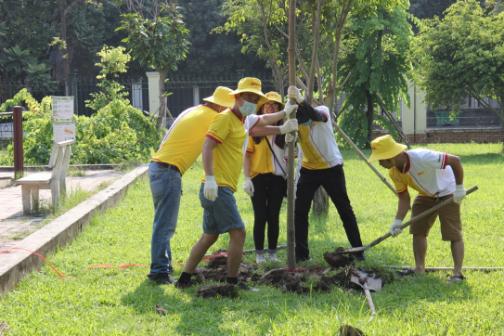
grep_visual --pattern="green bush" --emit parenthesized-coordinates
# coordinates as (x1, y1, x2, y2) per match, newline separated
(1, 89, 160, 165)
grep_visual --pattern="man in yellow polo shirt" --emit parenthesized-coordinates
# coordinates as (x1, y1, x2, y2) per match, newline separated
(147, 86, 234, 284)
(176, 77, 298, 288)
(369, 135, 467, 282)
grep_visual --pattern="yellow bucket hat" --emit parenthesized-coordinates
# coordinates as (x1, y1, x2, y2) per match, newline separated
(264, 91, 284, 109)
(230, 77, 267, 103)
(203, 86, 235, 108)
(368, 134, 407, 162)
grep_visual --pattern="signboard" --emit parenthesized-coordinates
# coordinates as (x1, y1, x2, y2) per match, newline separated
(52, 96, 74, 123)
(52, 96, 76, 142)
(53, 123, 76, 142)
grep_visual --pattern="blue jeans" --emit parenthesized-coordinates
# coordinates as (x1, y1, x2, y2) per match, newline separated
(148, 162, 182, 275)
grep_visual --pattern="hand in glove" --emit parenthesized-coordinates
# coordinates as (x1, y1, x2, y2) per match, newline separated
(203, 176, 218, 201)
(243, 177, 254, 197)
(287, 85, 304, 104)
(389, 219, 403, 237)
(279, 119, 298, 134)
(453, 184, 466, 204)
(283, 101, 298, 119)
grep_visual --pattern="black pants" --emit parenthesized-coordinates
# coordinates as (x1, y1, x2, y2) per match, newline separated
(294, 165, 363, 261)
(251, 173, 287, 251)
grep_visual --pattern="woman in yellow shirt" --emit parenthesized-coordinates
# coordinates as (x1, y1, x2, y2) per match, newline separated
(243, 92, 288, 263)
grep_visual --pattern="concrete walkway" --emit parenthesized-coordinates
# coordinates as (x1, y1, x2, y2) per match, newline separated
(0, 170, 123, 244)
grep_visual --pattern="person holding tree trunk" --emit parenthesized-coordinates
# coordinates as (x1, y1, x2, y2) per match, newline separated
(147, 86, 235, 284)
(288, 86, 364, 263)
(243, 91, 297, 264)
(176, 78, 298, 288)
(368, 134, 466, 282)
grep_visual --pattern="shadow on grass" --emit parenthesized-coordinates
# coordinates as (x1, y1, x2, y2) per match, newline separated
(121, 279, 282, 335)
(458, 152, 504, 165)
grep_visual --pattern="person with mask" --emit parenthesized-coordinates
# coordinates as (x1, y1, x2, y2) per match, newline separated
(147, 86, 235, 284)
(288, 86, 364, 262)
(242, 91, 289, 263)
(176, 78, 298, 288)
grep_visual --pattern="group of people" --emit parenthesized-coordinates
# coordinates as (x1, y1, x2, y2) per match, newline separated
(146, 76, 468, 287)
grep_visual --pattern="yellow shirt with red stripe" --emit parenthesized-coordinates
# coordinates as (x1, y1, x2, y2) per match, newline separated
(389, 149, 456, 197)
(205, 109, 246, 191)
(152, 105, 218, 175)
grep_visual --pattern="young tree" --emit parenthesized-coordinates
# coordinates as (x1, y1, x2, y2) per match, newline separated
(118, 2, 190, 129)
(339, 1, 412, 146)
(414, 0, 504, 149)
(86, 45, 131, 111)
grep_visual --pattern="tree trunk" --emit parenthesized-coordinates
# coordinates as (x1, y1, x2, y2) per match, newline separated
(59, 0, 70, 95)
(312, 187, 328, 217)
(366, 89, 374, 145)
(156, 70, 168, 129)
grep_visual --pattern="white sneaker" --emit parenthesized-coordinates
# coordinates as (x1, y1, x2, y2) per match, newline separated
(269, 252, 278, 262)
(256, 253, 266, 264)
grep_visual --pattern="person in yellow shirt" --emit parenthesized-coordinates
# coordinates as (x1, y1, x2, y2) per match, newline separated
(369, 135, 467, 282)
(243, 91, 288, 263)
(176, 78, 298, 288)
(147, 86, 234, 284)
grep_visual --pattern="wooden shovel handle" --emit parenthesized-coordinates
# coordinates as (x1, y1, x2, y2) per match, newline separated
(341, 185, 478, 254)
(366, 185, 479, 250)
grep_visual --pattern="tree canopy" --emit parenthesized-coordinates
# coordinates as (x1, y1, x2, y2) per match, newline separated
(414, 0, 504, 126)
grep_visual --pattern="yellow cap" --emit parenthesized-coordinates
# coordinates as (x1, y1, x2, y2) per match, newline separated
(230, 77, 267, 102)
(264, 91, 284, 108)
(203, 86, 235, 108)
(368, 135, 407, 162)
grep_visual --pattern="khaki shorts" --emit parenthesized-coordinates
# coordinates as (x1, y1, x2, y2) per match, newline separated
(409, 195, 463, 241)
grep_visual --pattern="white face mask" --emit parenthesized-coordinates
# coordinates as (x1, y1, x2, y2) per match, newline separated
(238, 101, 257, 116)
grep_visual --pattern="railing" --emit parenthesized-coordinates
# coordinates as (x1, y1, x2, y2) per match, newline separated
(427, 108, 502, 129)
(0, 111, 14, 141)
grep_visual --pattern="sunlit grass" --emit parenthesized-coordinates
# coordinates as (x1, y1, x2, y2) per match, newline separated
(0, 144, 503, 335)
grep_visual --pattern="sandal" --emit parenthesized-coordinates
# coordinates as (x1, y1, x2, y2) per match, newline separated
(448, 274, 465, 283)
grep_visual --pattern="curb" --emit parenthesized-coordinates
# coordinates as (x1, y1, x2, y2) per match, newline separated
(0, 164, 148, 295)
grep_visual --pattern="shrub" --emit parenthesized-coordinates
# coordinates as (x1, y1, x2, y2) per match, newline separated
(1, 89, 160, 165)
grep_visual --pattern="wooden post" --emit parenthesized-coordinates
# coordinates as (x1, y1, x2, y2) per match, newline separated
(13, 106, 24, 179)
(286, 0, 297, 269)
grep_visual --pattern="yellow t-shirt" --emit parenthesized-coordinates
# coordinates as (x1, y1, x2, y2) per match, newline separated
(389, 167, 427, 196)
(151, 105, 218, 175)
(206, 109, 246, 191)
(246, 136, 274, 178)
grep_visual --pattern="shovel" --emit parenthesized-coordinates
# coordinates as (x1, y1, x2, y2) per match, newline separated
(338, 185, 478, 256)
(349, 269, 383, 319)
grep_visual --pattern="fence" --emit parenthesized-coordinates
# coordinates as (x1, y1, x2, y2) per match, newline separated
(427, 108, 502, 128)
(0, 76, 150, 117)
(165, 77, 275, 118)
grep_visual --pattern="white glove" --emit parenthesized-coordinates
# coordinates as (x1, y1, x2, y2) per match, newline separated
(453, 184, 466, 204)
(203, 176, 218, 201)
(390, 219, 403, 237)
(283, 101, 298, 118)
(285, 132, 297, 143)
(287, 85, 304, 104)
(279, 119, 298, 134)
(243, 177, 254, 197)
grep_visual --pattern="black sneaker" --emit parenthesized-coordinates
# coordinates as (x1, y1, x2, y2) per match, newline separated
(174, 279, 195, 289)
(147, 272, 173, 284)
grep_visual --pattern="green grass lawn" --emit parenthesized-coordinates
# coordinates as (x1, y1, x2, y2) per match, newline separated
(1, 143, 503, 335)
